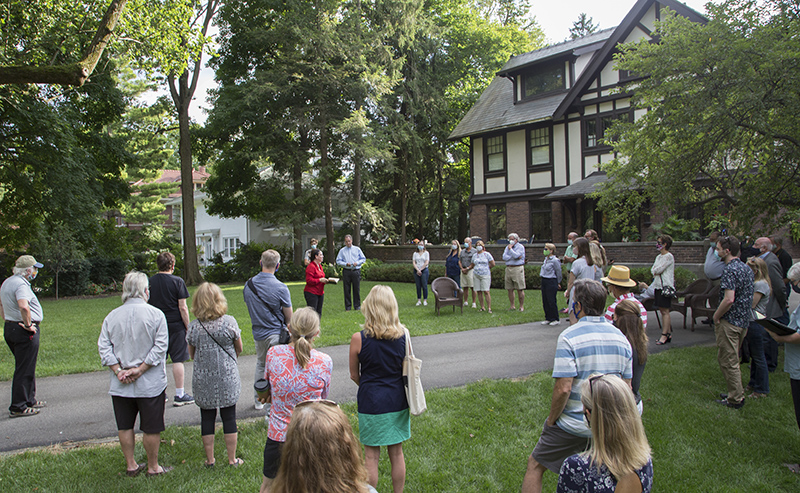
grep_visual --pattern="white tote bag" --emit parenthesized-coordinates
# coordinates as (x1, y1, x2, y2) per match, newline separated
(402, 328, 427, 416)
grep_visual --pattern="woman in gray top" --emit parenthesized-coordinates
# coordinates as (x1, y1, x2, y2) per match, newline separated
(745, 257, 771, 397)
(187, 282, 244, 467)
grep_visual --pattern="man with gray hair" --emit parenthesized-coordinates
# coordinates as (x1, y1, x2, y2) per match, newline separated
(98, 271, 171, 477)
(521, 279, 632, 493)
(243, 249, 293, 411)
(1, 255, 46, 417)
(336, 234, 366, 311)
(503, 233, 526, 311)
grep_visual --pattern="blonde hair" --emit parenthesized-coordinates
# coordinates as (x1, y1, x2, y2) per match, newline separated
(271, 402, 370, 493)
(545, 243, 556, 254)
(614, 300, 648, 365)
(191, 282, 228, 321)
(589, 241, 607, 267)
(290, 307, 320, 369)
(746, 256, 770, 283)
(581, 374, 651, 480)
(361, 285, 405, 340)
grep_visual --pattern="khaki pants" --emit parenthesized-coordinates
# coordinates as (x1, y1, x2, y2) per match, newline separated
(714, 319, 748, 403)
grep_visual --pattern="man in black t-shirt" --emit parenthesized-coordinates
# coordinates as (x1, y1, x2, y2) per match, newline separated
(148, 252, 193, 406)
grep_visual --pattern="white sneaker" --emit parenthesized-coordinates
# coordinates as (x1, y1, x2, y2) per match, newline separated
(464, 301, 469, 306)
(416, 300, 421, 306)
(472, 303, 477, 309)
(550, 320, 560, 326)
(254, 401, 265, 410)
(541, 321, 550, 325)
(423, 300, 428, 306)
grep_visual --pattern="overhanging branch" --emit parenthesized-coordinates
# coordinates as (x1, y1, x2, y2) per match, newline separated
(0, 0, 128, 86)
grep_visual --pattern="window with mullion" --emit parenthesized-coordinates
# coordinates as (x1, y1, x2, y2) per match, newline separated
(529, 127, 551, 168)
(485, 135, 505, 173)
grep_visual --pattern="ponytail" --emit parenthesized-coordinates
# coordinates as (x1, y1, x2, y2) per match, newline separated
(290, 307, 320, 369)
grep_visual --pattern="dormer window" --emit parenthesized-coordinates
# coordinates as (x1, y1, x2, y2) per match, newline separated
(521, 60, 565, 100)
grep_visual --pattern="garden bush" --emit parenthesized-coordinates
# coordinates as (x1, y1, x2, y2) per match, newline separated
(87, 256, 129, 286)
(628, 266, 696, 291)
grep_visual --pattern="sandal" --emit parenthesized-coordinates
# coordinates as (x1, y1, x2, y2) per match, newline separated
(32, 400, 46, 408)
(146, 465, 173, 477)
(126, 463, 146, 477)
(783, 463, 800, 474)
(204, 461, 215, 468)
(9, 407, 40, 418)
(229, 458, 244, 468)
(487, 309, 493, 314)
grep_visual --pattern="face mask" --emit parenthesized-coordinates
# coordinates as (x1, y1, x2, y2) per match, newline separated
(418, 245, 424, 251)
(464, 243, 470, 249)
(451, 244, 458, 250)
(656, 243, 664, 250)
(508, 239, 515, 246)
(28, 272, 37, 281)
(275, 263, 280, 272)
(572, 302, 580, 318)
(568, 239, 573, 246)
(476, 245, 483, 252)
(713, 250, 722, 261)
(543, 249, 550, 256)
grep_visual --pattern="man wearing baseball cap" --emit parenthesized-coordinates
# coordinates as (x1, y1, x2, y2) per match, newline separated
(1, 255, 46, 417)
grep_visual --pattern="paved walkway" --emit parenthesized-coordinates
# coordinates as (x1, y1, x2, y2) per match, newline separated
(0, 310, 721, 453)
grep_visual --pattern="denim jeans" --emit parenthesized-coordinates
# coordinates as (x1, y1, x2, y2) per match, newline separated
(746, 321, 769, 394)
(415, 268, 429, 300)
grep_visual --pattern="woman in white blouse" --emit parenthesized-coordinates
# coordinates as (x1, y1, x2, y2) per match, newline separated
(412, 242, 430, 306)
(470, 240, 496, 313)
(651, 234, 675, 345)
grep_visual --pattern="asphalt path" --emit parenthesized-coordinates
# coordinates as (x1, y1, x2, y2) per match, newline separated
(0, 310, 721, 454)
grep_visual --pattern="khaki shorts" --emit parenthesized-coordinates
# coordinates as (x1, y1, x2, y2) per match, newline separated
(474, 272, 491, 292)
(505, 265, 526, 290)
(460, 270, 474, 288)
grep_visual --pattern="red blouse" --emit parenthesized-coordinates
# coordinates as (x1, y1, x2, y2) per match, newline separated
(304, 261, 325, 295)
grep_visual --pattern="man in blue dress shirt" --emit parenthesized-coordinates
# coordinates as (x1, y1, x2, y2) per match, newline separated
(336, 235, 366, 311)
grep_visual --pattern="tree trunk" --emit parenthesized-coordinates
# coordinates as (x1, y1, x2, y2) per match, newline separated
(292, 150, 304, 265)
(353, 131, 362, 246)
(320, 124, 335, 256)
(171, 70, 202, 285)
(437, 158, 444, 243)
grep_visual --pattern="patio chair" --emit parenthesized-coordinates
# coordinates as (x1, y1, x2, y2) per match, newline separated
(688, 284, 721, 331)
(431, 277, 463, 316)
(670, 279, 712, 330)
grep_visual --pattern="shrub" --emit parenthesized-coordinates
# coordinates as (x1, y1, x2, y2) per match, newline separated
(56, 259, 92, 297)
(628, 266, 696, 291)
(202, 253, 234, 284)
(87, 256, 129, 286)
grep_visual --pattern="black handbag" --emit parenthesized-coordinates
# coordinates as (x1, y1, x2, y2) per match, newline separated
(659, 275, 676, 298)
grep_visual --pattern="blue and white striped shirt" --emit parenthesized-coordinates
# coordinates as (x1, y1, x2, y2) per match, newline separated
(552, 316, 633, 437)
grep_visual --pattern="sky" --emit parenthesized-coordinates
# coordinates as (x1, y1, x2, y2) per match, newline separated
(177, 0, 712, 122)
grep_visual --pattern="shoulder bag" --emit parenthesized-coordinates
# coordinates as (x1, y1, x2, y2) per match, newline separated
(246, 278, 291, 344)
(197, 319, 237, 362)
(402, 328, 427, 416)
(658, 274, 676, 298)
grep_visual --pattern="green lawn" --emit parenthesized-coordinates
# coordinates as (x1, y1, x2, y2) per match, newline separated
(1, 281, 567, 380)
(1, 345, 799, 491)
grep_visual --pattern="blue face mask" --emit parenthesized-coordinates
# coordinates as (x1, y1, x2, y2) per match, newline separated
(275, 263, 280, 272)
(568, 239, 573, 246)
(572, 302, 580, 319)
(464, 243, 469, 249)
(418, 245, 424, 251)
(713, 250, 721, 261)
(451, 244, 458, 250)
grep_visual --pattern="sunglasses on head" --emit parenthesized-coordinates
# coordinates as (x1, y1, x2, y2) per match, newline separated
(294, 399, 338, 410)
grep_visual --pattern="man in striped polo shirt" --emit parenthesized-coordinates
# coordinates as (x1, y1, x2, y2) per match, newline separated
(521, 279, 633, 493)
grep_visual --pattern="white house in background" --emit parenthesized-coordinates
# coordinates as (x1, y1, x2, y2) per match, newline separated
(449, 0, 706, 243)
(167, 192, 340, 265)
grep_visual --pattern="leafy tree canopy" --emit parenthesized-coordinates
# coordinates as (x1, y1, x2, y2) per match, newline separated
(597, 0, 800, 237)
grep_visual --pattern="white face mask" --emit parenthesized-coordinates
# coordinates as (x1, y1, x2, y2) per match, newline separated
(508, 239, 515, 246)
(451, 244, 458, 250)
(476, 245, 484, 252)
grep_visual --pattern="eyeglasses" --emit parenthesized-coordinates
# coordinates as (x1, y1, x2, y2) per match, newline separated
(588, 374, 605, 396)
(294, 399, 338, 410)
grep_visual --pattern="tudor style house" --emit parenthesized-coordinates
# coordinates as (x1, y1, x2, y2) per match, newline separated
(450, 0, 705, 243)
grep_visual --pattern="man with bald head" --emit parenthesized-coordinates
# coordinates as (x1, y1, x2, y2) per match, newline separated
(753, 236, 788, 371)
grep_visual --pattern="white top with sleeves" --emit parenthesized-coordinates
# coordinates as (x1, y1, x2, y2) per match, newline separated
(651, 252, 675, 289)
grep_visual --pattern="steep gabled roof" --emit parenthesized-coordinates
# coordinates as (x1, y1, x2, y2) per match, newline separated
(553, 0, 707, 119)
(449, 29, 614, 140)
(449, 0, 707, 140)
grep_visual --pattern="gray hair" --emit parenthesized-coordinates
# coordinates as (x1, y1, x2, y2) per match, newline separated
(12, 266, 34, 277)
(260, 249, 280, 269)
(573, 279, 607, 316)
(121, 271, 149, 303)
(788, 262, 800, 282)
(508, 233, 519, 241)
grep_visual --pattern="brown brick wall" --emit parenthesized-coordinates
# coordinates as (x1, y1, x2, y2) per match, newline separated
(506, 201, 530, 240)
(470, 204, 488, 241)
